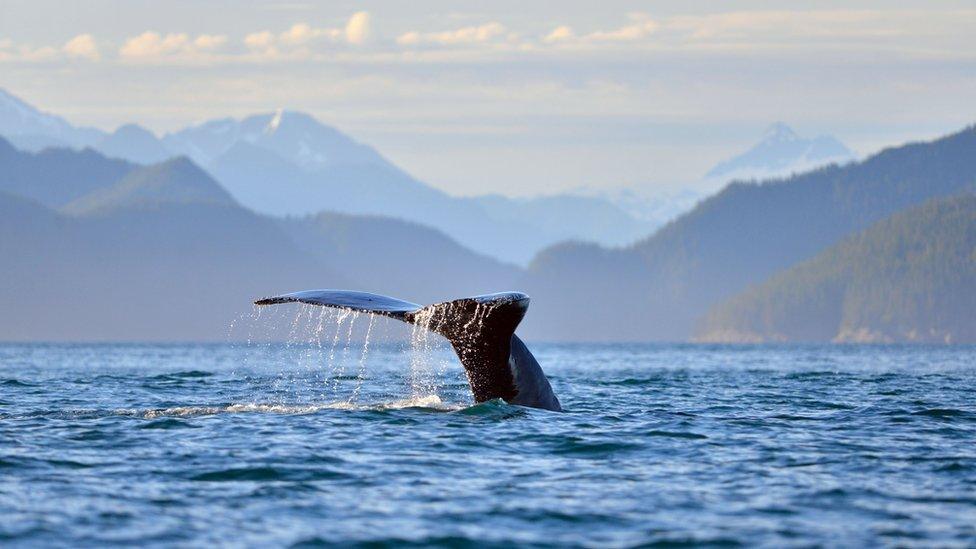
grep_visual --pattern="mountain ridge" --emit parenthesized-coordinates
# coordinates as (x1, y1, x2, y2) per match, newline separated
(518, 124, 976, 341)
(0, 141, 523, 341)
(705, 122, 854, 181)
(0, 89, 656, 265)
(697, 194, 976, 344)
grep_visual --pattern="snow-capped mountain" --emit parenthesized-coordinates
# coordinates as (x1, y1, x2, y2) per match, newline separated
(0, 89, 656, 264)
(705, 122, 854, 182)
(163, 109, 387, 171)
(0, 88, 104, 151)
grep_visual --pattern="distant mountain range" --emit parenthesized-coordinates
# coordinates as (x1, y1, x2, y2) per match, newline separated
(705, 122, 855, 182)
(0, 138, 519, 340)
(699, 195, 976, 344)
(0, 88, 104, 151)
(518, 126, 976, 342)
(3, 87, 973, 343)
(0, 89, 658, 265)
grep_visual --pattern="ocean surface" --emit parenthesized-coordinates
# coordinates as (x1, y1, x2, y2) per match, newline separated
(2, 333, 975, 546)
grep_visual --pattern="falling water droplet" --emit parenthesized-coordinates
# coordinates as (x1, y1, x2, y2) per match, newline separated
(349, 313, 375, 404)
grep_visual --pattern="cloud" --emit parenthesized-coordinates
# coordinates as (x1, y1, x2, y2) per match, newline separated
(194, 34, 228, 50)
(345, 11, 371, 45)
(244, 12, 371, 57)
(666, 11, 881, 40)
(586, 13, 659, 41)
(119, 31, 227, 61)
(63, 34, 100, 60)
(120, 32, 190, 58)
(397, 22, 508, 46)
(278, 23, 340, 46)
(244, 30, 275, 50)
(15, 45, 59, 62)
(0, 39, 58, 62)
(540, 13, 659, 47)
(543, 26, 574, 43)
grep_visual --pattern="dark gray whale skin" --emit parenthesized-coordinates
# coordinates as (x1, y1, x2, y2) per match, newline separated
(255, 290, 562, 412)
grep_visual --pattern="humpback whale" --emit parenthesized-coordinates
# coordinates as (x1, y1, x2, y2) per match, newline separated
(254, 290, 562, 412)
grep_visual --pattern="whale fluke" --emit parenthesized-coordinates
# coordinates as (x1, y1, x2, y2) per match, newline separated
(254, 290, 422, 320)
(254, 290, 561, 411)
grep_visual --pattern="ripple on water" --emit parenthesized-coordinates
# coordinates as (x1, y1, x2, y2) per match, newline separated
(1, 379, 34, 387)
(2, 343, 976, 547)
(189, 466, 349, 482)
(137, 418, 200, 430)
(912, 408, 973, 420)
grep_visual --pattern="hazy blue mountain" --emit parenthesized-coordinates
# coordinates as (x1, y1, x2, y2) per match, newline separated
(705, 122, 854, 181)
(0, 90, 655, 264)
(163, 110, 387, 170)
(0, 142, 524, 341)
(468, 194, 654, 248)
(0, 88, 104, 151)
(519, 125, 976, 341)
(281, 212, 520, 304)
(0, 136, 134, 207)
(62, 157, 236, 215)
(560, 186, 703, 233)
(0, 193, 342, 341)
(698, 195, 976, 344)
(165, 109, 655, 263)
(95, 124, 172, 164)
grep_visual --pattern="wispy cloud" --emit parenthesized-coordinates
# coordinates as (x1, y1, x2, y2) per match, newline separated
(63, 34, 100, 60)
(396, 22, 511, 46)
(2, 9, 974, 66)
(244, 12, 372, 58)
(119, 31, 227, 61)
(345, 11, 371, 45)
(587, 13, 659, 42)
(541, 13, 660, 46)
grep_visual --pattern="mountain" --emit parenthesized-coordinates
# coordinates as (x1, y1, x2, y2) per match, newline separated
(163, 109, 656, 264)
(705, 123, 854, 181)
(0, 193, 341, 341)
(0, 88, 104, 151)
(95, 124, 172, 164)
(0, 136, 134, 207)
(0, 141, 523, 341)
(519, 125, 976, 341)
(567, 186, 704, 229)
(698, 194, 976, 344)
(469, 194, 655, 248)
(280, 212, 520, 303)
(62, 157, 236, 215)
(165, 109, 386, 171)
(0, 90, 655, 264)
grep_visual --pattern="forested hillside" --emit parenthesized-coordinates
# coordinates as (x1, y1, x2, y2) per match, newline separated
(0, 140, 519, 341)
(698, 195, 976, 343)
(520, 126, 976, 341)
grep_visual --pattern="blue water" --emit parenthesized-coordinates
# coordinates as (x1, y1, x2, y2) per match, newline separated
(2, 340, 975, 547)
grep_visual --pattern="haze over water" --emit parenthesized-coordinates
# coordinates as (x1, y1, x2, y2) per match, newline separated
(2, 338, 974, 546)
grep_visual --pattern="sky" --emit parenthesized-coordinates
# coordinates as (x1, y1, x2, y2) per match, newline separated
(1, 0, 974, 197)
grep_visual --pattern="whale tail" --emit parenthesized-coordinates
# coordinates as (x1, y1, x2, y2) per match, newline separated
(254, 290, 529, 403)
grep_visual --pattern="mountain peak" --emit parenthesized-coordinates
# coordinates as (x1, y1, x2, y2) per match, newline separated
(62, 156, 236, 215)
(762, 122, 799, 143)
(112, 123, 158, 138)
(96, 123, 171, 164)
(706, 123, 854, 180)
(0, 88, 106, 150)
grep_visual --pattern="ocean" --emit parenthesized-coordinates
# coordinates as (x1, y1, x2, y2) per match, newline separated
(1, 337, 975, 547)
